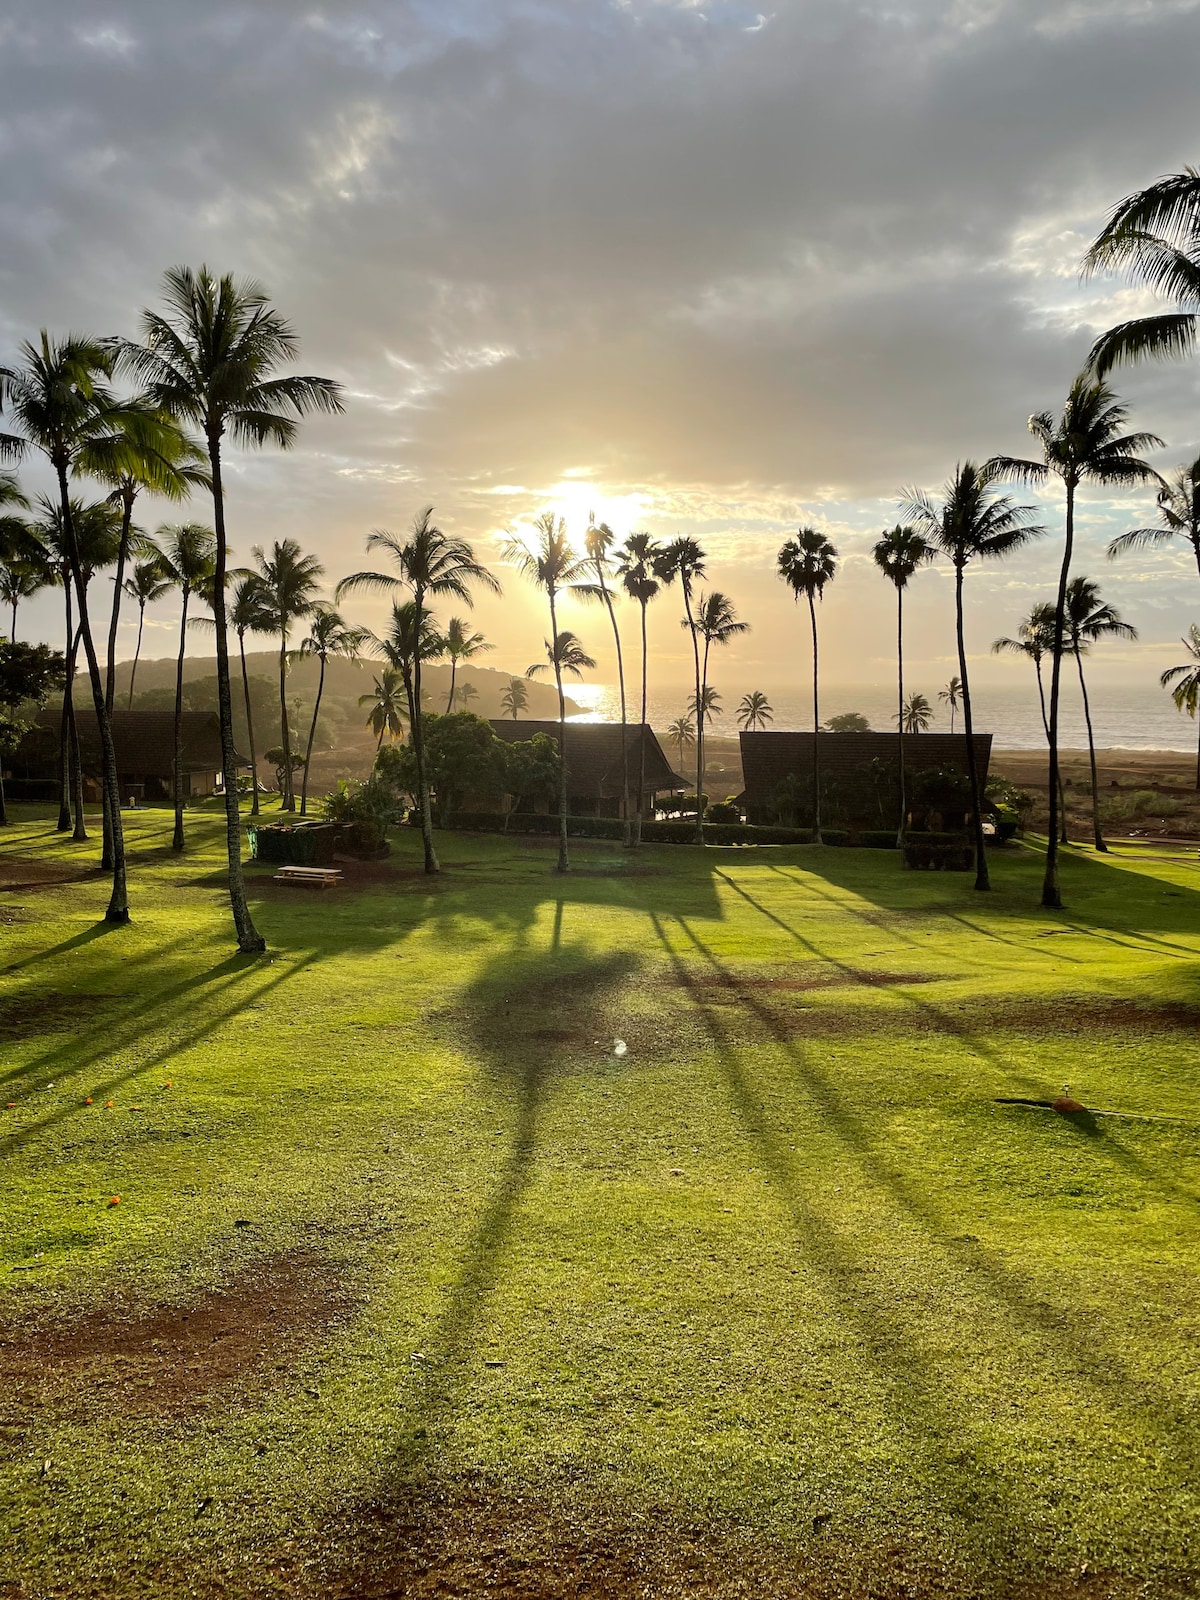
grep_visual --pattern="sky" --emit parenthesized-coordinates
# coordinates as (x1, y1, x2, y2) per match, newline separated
(2, 0, 1199, 712)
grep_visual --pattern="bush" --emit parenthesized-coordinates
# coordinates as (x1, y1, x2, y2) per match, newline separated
(442, 812, 819, 846)
(1100, 788, 1187, 822)
(858, 830, 899, 849)
(704, 800, 743, 825)
(903, 833, 973, 871)
(249, 821, 337, 865)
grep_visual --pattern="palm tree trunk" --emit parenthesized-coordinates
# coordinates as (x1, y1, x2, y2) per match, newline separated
(8, 597, 16, 641)
(55, 468, 128, 921)
(446, 659, 457, 714)
(172, 590, 189, 852)
(300, 654, 325, 815)
(206, 438, 264, 953)
(895, 585, 906, 847)
(602, 586, 631, 846)
(684, 583, 703, 844)
(549, 588, 569, 873)
(1073, 644, 1107, 852)
(101, 487, 135, 872)
(955, 565, 989, 892)
(634, 600, 649, 848)
(1042, 480, 1075, 909)
(1033, 658, 1069, 842)
(278, 635, 294, 810)
(58, 582, 73, 832)
(128, 606, 146, 711)
(69, 659, 87, 842)
(412, 590, 439, 874)
(808, 593, 822, 844)
(239, 631, 261, 818)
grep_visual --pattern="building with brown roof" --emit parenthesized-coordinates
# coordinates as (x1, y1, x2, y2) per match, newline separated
(10, 709, 248, 805)
(489, 720, 685, 816)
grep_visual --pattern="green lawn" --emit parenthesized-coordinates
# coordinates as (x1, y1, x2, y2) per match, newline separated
(1, 807, 1198, 1597)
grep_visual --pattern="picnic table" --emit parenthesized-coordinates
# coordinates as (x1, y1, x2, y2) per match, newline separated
(273, 865, 343, 889)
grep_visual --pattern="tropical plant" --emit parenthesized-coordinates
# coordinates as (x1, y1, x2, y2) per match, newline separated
(992, 603, 1067, 842)
(736, 690, 773, 731)
(1083, 168, 1200, 377)
(227, 574, 273, 816)
(988, 376, 1161, 905)
(121, 265, 344, 952)
(938, 676, 963, 734)
(1062, 577, 1137, 851)
(0, 335, 148, 918)
(340, 507, 499, 874)
(441, 616, 493, 711)
(689, 684, 723, 725)
(296, 607, 368, 815)
(615, 531, 663, 845)
(501, 513, 589, 872)
(153, 522, 217, 850)
(1, 562, 45, 645)
(121, 559, 173, 709)
(251, 539, 324, 812)
(900, 693, 934, 733)
(823, 711, 871, 733)
(667, 715, 695, 764)
(873, 524, 933, 843)
(1108, 454, 1200, 581)
(777, 528, 838, 843)
(527, 635, 596, 765)
(657, 538, 708, 842)
(371, 598, 443, 746)
(0, 640, 65, 826)
(581, 517, 632, 843)
(360, 666, 409, 750)
(903, 463, 1043, 891)
(456, 680, 479, 711)
(500, 675, 529, 719)
(0, 472, 32, 567)
(1161, 624, 1200, 790)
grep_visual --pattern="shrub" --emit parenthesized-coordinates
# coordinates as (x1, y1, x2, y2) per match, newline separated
(249, 821, 337, 865)
(1100, 788, 1187, 822)
(858, 830, 899, 849)
(704, 800, 743, 825)
(903, 833, 973, 871)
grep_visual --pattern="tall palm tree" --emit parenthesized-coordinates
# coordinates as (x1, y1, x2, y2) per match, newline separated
(615, 532, 663, 846)
(938, 676, 963, 733)
(296, 607, 368, 814)
(657, 537, 708, 842)
(873, 524, 933, 844)
(690, 685, 723, 726)
(900, 693, 934, 733)
(0, 336, 148, 919)
(371, 599, 442, 751)
(689, 593, 745, 827)
(988, 376, 1161, 906)
(737, 691, 773, 731)
(500, 676, 529, 719)
(218, 572, 272, 816)
(341, 508, 499, 874)
(992, 603, 1068, 843)
(121, 266, 344, 952)
(777, 529, 838, 843)
(1161, 625, 1200, 790)
(582, 518, 632, 843)
(501, 513, 587, 872)
(1, 563, 45, 643)
(903, 464, 1043, 891)
(1108, 454, 1200, 581)
(360, 666, 409, 750)
(667, 715, 695, 766)
(1083, 168, 1200, 376)
(0, 473, 35, 638)
(1063, 577, 1137, 853)
(252, 539, 324, 812)
(122, 559, 173, 709)
(154, 522, 217, 851)
(441, 615, 493, 712)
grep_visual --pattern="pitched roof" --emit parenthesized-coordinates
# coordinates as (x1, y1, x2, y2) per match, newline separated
(739, 730, 992, 803)
(33, 709, 248, 773)
(489, 720, 685, 796)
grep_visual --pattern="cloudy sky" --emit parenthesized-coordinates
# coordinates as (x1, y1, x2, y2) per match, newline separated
(3, 0, 1199, 708)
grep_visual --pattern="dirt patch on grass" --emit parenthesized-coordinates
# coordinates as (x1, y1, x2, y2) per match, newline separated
(691, 969, 937, 995)
(0, 858, 96, 893)
(0, 991, 110, 1034)
(0, 1251, 356, 1423)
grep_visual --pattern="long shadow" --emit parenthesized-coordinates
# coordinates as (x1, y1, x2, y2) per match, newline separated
(2, 920, 125, 974)
(653, 911, 1200, 1556)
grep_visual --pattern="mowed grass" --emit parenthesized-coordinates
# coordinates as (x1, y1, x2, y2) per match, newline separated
(1, 805, 1199, 1597)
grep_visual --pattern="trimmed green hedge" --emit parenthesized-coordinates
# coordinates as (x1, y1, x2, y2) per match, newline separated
(442, 812, 835, 847)
(248, 822, 337, 866)
(903, 832, 973, 871)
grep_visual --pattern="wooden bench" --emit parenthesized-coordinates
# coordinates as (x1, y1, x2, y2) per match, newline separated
(273, 866, 343, 889)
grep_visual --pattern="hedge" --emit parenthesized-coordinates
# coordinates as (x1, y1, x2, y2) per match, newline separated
(1, 779, 59, 802)
(442, 812, 838, 847)
(903, 833, 974, 871)
(248, 822, 337, 866)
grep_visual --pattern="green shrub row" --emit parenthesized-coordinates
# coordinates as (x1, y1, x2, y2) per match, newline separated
(441, 812, 865, 847)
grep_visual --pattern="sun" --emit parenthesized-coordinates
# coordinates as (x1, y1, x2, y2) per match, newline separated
(542, 479, 651, 554)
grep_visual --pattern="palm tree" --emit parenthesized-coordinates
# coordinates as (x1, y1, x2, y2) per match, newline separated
(1082, 168, 1200, 376)
(341, 508, 499, 874)
(657, 538, 708, 842)
(441, 616, 493, 711)
(226, 573, 272, 815)
(527, 630, 597, 822)
(667, 715, 696, 768)
(615, 532, 663, 846)
(500, 676, 529, 719)
(122, 559, 173, 708)
(1108, 454, 1200, 581)
(1062, 577, 1137, 852)
(873, 524, 934, 844)
(737, 691, 773, 731)
(0, 472, 31, 562)
(1161, 625, 1200, 789)
(903, 465, 1043, 890)
(252, 539, 324, 812)
(777, 529, 838, 843)
(1, 562, 46, 643)
(582, 518, 632, 843)
(501, 513, 588, 872)
(938, 676, 963, 733)
(992, 603, 1067, 843)
(296, 608, 368, 814)
(457, 680, 479, 711)
(0, 335, 149, 920)
(360, 666, 409, 750)
(900, 693, 934, 733)
(690, 684, 723, 725)
(371, 598, 442, 756)
(154, 522, 217, 851)
(988, 376, 1161, 906)
(121, 266, 344, 953)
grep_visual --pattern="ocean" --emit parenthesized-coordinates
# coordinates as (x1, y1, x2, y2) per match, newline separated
(565, 681, 1200, 753)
